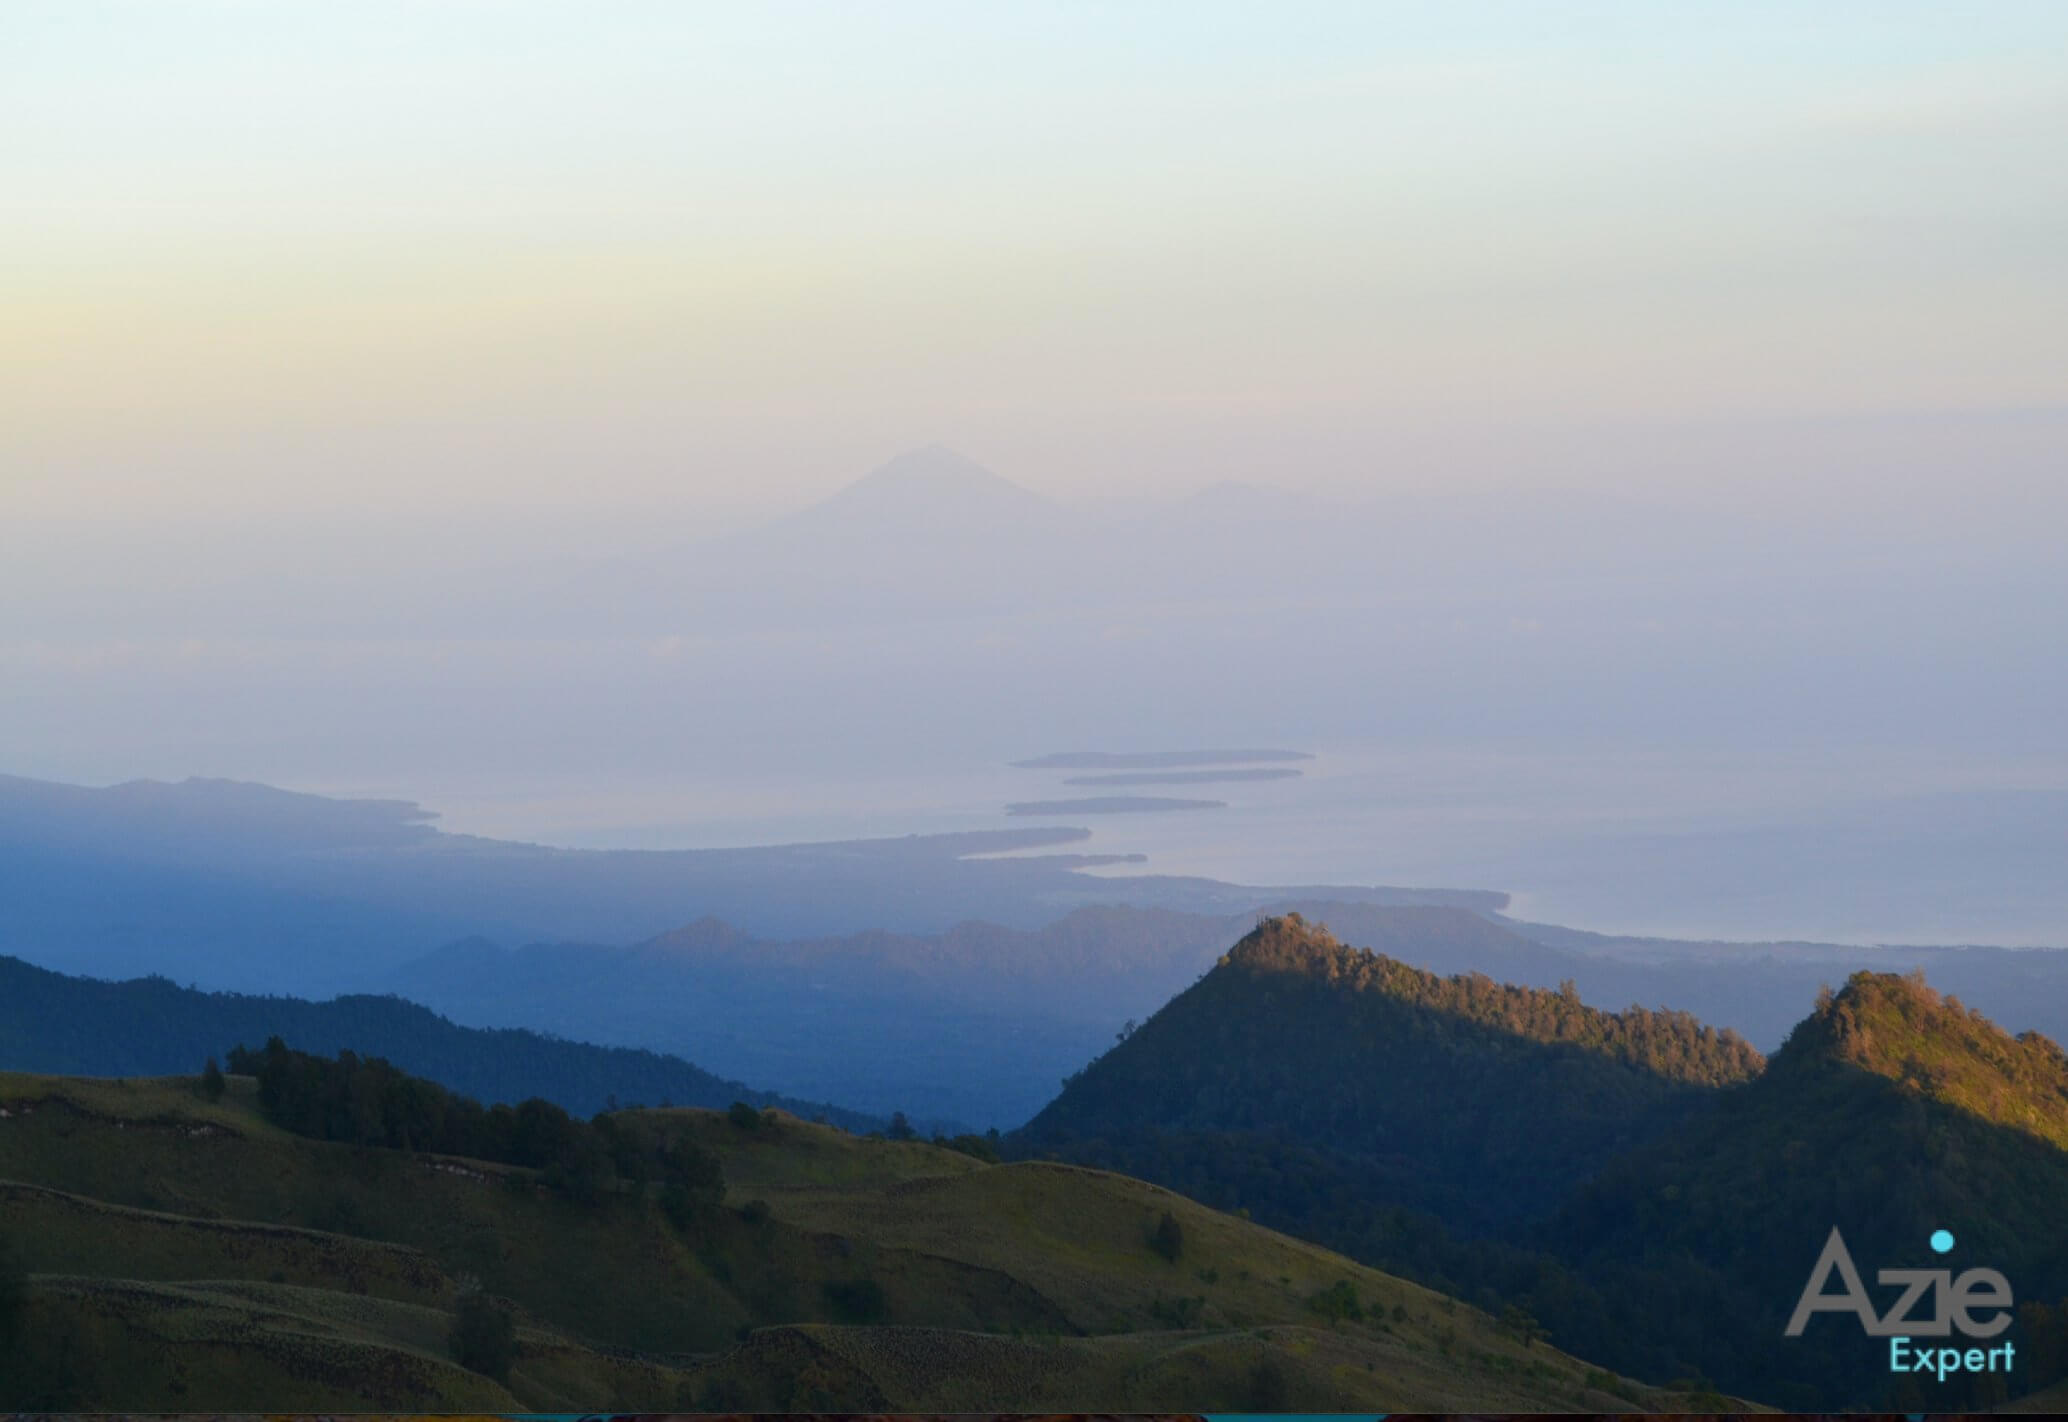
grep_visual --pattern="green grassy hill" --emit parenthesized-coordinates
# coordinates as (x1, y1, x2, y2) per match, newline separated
(613, 1107, 1728, 1413)
(686, 1320, 1645, 1413)
(0, 1062, 1698, 1412)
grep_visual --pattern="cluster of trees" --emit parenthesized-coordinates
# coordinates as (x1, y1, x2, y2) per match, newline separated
(933, 1130, 1001, 1162)
(1791, 969, 2068, 1148)
(833, 1106, 999, 1161)
(225, 1038, 724, 1209)
(1306, 1278, 1363, 1323)
(1222, 915, 1764, 1085)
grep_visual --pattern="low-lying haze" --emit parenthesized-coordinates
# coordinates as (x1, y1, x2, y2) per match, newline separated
(5, 443, 2065, 945)
(5, 5, 2064, 947)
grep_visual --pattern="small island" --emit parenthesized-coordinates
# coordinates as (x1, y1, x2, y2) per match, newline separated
(1004, 796, 1228, 816)
(1011, 748, 1314, 771)
(1062, 768, 1303, 787)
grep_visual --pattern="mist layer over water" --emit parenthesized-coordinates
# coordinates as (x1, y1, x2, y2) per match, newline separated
(8, 441, 2065, 949)
(356, 742, 2068, 949)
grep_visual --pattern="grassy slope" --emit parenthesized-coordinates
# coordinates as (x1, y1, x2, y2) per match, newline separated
(671, 1106, 1727, 1412)
(1, 1069, 1707, 1412)
(0, 1072, 763, 1353)
(10, 1274, 695, 1411)
(10, 1277, 520, 1411)
(692, 1321, 1647, 1413)
(0, 1179, 449, 1306)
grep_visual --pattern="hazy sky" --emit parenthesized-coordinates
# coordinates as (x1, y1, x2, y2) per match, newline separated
(7, 1, 2065, 519)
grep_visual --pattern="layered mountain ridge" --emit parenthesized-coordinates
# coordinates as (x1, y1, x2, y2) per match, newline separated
(1013, 916, 2068, 1409)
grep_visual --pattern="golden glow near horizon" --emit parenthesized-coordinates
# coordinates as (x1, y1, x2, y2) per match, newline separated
(6, 2, 2066, 515)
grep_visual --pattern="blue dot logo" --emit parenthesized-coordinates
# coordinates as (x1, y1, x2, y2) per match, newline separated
(1930, 1229, 1955, 1254)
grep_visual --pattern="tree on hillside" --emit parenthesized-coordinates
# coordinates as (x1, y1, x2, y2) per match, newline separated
(1499, 1303, 1544, 1347)
(887, 1111, 916, 1141)
(1307, 1278, 1363, 1323)
(1150, 1208, 1184, 1262)
(199, 1055, 225, 1101)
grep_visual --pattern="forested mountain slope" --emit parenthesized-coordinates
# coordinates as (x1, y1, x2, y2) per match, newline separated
(1017, 914, 1760, 1229)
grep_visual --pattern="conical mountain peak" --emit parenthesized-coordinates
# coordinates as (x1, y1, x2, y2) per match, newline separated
(799, 446, 1061, 532)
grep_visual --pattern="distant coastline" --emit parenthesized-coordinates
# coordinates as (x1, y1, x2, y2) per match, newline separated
(1012, 749, 1314, 771)
(1004, 796, 1227, 816)
(1062, 767, 1303, 787)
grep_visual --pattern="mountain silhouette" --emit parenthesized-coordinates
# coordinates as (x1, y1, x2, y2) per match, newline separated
(780, 445, 1063, 540)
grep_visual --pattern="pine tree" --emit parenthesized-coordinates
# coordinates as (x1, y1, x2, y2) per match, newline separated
(1151, 1208, 1184, 1262)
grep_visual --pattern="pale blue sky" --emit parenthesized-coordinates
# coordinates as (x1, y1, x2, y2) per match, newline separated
(5, 2, 2065, 515)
